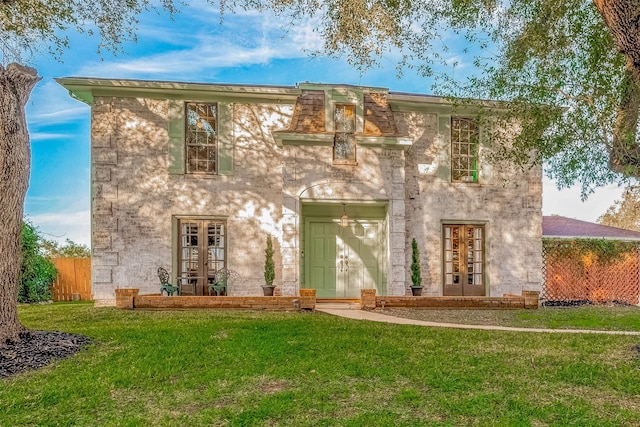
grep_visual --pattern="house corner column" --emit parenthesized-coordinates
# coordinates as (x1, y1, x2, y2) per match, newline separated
(281, 195, 299, 296)
(389, 154, 407, 295)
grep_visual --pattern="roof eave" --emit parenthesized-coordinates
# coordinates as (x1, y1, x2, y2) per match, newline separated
(55, 77, 302, 105)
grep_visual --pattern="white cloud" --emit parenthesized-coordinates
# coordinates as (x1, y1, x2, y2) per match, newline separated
(30, 106, 89, 123)
(542, 178, 624, 223)
(28, 210, 90, 227)
(26, 210, 91, 246)
(30, 132, 74, 141)
(77, 12, 324, 80)
(444, 55, 468, 69)
(28, 80, 90, 124)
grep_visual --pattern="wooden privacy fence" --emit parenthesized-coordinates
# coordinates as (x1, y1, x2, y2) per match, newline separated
(51, 258, 92, 301)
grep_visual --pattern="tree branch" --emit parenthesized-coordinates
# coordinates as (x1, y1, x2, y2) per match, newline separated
(609, 58, 640, 175)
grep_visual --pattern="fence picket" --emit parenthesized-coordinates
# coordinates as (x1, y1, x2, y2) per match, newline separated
(51, 258, 92, 301)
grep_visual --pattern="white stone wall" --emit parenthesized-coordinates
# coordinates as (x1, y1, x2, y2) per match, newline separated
(90, 94, 542, 305)
(91, 98, 293, 303)
(400, 111, 543, 296)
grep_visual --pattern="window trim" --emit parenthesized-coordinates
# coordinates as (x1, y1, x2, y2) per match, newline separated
(451, 117, 480, 183)
(185, 102, 218, 175)
(333, 103, 358, 165)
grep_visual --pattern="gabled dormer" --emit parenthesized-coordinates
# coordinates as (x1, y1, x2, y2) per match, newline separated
(273, 83, 412, 164)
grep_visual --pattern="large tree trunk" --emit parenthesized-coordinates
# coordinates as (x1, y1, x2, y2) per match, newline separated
(609, 60, 640, 174)
(593, 0, 640, 176)
(0, 63, 41, 342)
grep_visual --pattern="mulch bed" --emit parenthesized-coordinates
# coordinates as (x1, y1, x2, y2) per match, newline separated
(1, 330, 91, 379)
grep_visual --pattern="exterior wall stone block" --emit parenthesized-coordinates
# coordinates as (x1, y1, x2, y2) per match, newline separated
(93, 215, 118, 231)
(391, 199, 405, 216)
(93, 201, 113, 216)
(92, 134, 112, 148)
(93, 231, 112, 249)
(94, 167, 112, 182)
(390, 249, 406, 265)
(94, 149, 118, 164)
(390, 234, 405, 250)
(94, 267, 112, 283)
(95, 184, 118, 200)
(94, 252, 118, 266)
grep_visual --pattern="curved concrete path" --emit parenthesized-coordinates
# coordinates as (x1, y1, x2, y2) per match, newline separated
(315, 306, 640, 336)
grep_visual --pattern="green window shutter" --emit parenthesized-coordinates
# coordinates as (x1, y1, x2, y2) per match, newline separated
(168, 100, 185, 175)
(217, 103, 234, 175)
(437, 114, 451, 181)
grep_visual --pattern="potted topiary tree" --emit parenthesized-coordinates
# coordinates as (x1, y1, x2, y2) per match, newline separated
(410, 238, 423, 296)
(262, 234, 276, 296)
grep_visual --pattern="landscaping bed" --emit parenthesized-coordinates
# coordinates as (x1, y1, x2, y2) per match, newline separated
(1, 330, 90, 379)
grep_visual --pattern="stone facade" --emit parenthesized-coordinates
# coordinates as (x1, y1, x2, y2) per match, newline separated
(58, 78, 543, 305)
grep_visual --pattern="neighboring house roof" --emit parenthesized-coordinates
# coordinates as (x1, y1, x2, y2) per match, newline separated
(542, 215, 640, 241)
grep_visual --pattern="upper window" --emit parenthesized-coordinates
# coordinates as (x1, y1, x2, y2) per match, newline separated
(451, 117, 479, 182)
(334, 104, 356, 163)
(186, 103, 217, 174)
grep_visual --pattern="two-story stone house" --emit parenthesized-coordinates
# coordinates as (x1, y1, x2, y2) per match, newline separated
(57, 78, 542, 306)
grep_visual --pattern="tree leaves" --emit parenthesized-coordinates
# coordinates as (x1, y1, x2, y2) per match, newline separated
(598, 186, 640, 231)
(0, 0, 179, 63)
(245, 0, 639, 194)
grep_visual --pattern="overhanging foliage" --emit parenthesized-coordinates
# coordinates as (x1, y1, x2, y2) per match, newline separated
(543, 237, 640, 267)
(232, 0, 640, 197)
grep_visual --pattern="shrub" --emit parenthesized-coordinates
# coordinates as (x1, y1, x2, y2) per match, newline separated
(19, 222, 57, 303)
(41, 238, 91, 258)
(410, 238, 422, 287)
(264, 234, 275, 287)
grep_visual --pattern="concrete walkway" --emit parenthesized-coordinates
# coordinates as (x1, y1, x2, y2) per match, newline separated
(315, 305, 640, 336)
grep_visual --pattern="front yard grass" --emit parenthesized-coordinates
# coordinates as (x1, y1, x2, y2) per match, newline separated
(2, 303, 640, 426)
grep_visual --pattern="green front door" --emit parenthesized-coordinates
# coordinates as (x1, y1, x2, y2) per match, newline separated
(308, 222, 339, 298)
(307, 220, 383, 298)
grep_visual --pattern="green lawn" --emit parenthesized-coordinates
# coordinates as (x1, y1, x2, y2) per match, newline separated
(2, 303, 640, 426)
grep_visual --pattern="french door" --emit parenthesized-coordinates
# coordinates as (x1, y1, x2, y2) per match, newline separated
(307, 220, 382, 298)
(177, 219, 225, 295)
(443, 224, 485, 296)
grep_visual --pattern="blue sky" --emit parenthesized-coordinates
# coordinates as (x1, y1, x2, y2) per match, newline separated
(22, 2, 624, 246)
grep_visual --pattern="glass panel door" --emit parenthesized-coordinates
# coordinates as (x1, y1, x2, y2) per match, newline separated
(178, 219, 226, 295)
(443, 224, 485, 296)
